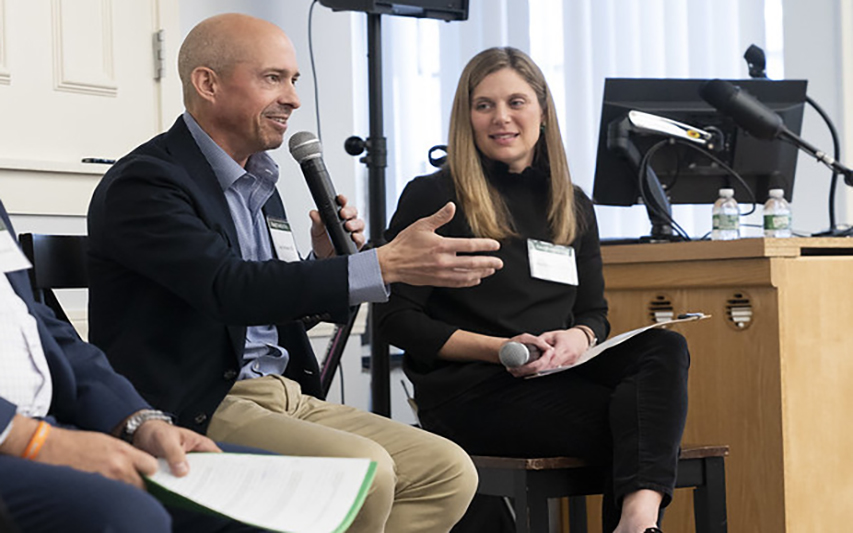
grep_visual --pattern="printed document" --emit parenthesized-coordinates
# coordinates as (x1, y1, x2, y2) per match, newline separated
(146, 453, 376, 533)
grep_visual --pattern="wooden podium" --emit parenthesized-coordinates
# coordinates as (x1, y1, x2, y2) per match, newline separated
(597, 238, 853, 532)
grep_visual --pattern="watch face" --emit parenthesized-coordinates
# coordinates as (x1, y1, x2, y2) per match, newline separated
(124, 410, 171, 440)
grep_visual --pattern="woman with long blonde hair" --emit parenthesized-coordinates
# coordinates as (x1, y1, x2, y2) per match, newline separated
(379, 47, 689, 533)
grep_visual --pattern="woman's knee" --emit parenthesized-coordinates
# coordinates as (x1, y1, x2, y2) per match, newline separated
(644, 328, 691, 370)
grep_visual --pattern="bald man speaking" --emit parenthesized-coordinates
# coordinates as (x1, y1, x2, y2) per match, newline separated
(87, 13, 503, 533)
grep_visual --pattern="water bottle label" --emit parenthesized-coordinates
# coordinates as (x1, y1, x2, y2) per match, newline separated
(713, 214, 739, 230)
(764, 214, 791, 230)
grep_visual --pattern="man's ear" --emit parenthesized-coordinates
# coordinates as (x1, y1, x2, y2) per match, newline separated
(191, 67, 218, 103)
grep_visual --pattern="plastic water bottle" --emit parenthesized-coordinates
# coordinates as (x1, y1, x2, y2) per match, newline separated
(763, 188, 792, 238)
(712, 188, 740, 240)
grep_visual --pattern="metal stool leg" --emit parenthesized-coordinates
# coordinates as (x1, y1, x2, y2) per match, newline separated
(527, 476, 550, 533)
(568, 496, 588, 533)
(512, 471, 531, 533)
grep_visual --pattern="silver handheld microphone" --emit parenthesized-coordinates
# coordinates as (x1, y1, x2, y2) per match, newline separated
(499, 342, 541, 368)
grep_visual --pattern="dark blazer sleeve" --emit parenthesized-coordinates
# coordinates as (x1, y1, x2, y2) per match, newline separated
(377, 175, 461, 365)
(0, 203, 19, 435)
(89, 155, 351, 327)
(0, 201, 148, 435)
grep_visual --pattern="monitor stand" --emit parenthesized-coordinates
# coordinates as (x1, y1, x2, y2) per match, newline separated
(607, 118, 685, 243)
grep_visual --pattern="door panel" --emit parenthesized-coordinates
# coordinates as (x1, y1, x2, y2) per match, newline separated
(0, 0, 179, 216)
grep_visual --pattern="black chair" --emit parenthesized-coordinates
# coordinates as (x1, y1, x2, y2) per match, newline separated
(18, 233, 89, 322)
(472, 444, 729, 533)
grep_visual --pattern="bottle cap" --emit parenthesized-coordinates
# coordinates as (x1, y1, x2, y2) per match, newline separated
(768, 188, 784, 198)
(719, 188, 734, 197)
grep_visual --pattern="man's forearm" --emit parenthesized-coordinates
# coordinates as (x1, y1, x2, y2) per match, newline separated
(0, 414, 40, 457)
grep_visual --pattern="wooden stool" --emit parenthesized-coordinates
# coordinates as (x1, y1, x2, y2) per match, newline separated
(472, 444, 728, 533)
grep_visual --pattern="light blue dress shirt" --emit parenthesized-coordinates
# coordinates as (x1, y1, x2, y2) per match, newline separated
(183, 112, 387, 380)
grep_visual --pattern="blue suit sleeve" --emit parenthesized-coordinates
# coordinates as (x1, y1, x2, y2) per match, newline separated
(0, 199, 149, 434)
(29, 293, 150, 433)
(0, 399, 15, 440)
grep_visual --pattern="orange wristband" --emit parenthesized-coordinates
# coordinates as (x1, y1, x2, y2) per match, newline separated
(22, 421, 51, 460)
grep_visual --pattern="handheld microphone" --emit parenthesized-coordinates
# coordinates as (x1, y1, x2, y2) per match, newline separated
(499, 342, 541, 368)
(289, 131, 357, 256)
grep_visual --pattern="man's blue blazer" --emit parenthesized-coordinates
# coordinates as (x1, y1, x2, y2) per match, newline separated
(0, 201, 147, 438)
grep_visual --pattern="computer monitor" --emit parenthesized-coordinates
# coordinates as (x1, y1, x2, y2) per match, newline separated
(319, 0, 468, 20)
(592, 78, 808, 211)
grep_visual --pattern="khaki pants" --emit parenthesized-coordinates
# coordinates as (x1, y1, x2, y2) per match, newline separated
(207, 375, 477, 533)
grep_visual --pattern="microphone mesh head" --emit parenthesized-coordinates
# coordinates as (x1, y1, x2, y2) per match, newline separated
(499, 342, 530, 368)
(288, 131, 322, 163)
(700, 78, 783, 140)
(699, 79, 738, 110)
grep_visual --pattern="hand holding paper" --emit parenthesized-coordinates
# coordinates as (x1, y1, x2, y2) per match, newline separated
(527, 314, 710, 379)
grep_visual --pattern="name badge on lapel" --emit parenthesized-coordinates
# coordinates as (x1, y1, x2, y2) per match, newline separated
(0, 220, 32, 273)
(527, 238, 578, 286)
(266, 217, 300, 263)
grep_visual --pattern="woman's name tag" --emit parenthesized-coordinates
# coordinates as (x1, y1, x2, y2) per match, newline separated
(527, 239, 578, 285)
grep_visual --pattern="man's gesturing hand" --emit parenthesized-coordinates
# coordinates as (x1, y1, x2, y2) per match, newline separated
(377, 202, 503, 287)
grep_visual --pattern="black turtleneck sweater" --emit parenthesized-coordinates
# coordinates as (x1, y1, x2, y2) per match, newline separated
(377, 164, 609, 410)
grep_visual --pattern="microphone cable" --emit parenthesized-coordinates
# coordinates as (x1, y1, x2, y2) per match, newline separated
(672, 139, 758, 213)
(636, 138, 760, 240)
(308, 0, 323, 143)
(801, 96, 846, 234)
(743, 44, 846, 234)
(308, 0, 343, 400)
(635, 139, 692, 241)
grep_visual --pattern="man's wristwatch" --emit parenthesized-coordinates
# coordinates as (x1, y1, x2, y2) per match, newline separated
(121, 409, 173, 443)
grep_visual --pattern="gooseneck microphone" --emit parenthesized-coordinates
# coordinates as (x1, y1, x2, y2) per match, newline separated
(289, 132, 358, 256)
(499, 342, 541, 368)
(699, 79, 785, 140)
(700, 79, 853, 186)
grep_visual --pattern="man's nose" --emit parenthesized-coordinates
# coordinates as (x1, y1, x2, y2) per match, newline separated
(281, 83, 300, 110)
